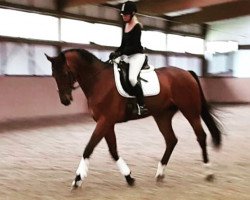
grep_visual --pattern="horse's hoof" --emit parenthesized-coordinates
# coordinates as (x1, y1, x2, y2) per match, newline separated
(71, 183, 78, 192)
(156, 174, 165, 182)
(71, 180, 82, 189)
(71, 175, 82, 189)
(125, 175, 135, 186)
(205, 174, 215, 182)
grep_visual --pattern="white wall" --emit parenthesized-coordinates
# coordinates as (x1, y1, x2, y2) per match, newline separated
(233, 50, 250, 77)
(206, 16, 250, 45)
(0, 42, 55, 75)
(206, 53, 230, 74)
(206, 16, 250, 77)
(168, 56, 202, 76)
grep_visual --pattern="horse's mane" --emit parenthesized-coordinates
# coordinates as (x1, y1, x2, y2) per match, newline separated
(62, 48, 109, 66)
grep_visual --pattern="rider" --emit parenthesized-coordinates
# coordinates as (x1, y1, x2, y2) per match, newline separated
(109, 1, 148, 115)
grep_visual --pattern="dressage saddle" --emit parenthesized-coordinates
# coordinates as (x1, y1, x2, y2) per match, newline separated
(118, 56, 149, 96)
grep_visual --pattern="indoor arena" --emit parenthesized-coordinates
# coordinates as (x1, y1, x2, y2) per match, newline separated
(0, 1, 250, 200)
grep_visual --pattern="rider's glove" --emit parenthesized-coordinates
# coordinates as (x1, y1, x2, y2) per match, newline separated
(109, 51, 121, 60)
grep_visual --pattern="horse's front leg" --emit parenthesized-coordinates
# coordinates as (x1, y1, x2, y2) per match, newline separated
(105, 129, 135, 186)
(72, 119, 111, 188)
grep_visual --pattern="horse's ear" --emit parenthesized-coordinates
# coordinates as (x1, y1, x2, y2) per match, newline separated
(45, 53, 53, 62)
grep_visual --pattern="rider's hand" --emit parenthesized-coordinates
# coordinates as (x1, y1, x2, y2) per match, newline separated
(109, 51, 121, 60)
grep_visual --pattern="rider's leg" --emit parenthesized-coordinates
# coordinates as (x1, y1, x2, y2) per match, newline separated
(132, 83, 148, 115)
(128, 53, 148, 115)
(128, 53, 146, 86)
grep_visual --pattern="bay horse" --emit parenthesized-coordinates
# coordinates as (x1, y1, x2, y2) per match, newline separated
(45, 48, 222, 188)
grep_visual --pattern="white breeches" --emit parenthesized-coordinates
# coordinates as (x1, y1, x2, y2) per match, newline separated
(123, 53, 146, 86)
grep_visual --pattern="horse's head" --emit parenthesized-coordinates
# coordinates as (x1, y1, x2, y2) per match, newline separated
(45, 53, 75, 106)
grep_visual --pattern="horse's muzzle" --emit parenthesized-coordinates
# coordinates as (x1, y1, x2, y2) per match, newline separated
(60, 94, 73, 106)
(61, 99, 71, 106)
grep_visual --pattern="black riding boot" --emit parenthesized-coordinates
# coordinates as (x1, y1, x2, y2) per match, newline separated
(133, 83, 148, 115)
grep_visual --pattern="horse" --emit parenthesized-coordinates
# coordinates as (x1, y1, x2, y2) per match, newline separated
(45, 48, 222, 188)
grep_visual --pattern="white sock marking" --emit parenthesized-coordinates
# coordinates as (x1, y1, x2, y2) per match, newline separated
(116, 157, 131, 176)
(72, 158, 89, 187)
(203, 162, 213, 176)
(155, 162, 166, 177)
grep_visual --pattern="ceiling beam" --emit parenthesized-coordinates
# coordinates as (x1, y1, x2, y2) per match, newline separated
(137, 0, 242, 15)
(171, 0, 250, 24)
(0, 1, 120, 26)
(62, 0, 108, 8)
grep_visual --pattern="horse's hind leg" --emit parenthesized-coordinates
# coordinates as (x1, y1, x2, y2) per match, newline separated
(105, 129, 135, 186)
(186, 116, 214, 181)
(153, 108, 178, 181)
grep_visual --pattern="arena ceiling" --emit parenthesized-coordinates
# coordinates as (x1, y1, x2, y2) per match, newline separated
(61, 0, 250, 24)
(0, 0, 249, 38)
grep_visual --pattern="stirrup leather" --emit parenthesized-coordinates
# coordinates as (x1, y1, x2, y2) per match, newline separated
(137, 104, 148, 116)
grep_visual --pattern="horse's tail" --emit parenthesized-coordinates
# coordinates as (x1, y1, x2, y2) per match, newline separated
(189, 71, 222, 148)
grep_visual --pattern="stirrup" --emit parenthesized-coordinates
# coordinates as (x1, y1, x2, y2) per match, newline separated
(137, 104, 148, 116)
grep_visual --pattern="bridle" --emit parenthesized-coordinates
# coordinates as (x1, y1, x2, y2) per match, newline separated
(68, 69, 79, 90)
(61, 55, 112, 96)
(64, 61, 80, 91)
(67, 59, 111, 89)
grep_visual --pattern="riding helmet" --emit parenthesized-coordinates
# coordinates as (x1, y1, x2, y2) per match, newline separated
(120, 1, 137, 15)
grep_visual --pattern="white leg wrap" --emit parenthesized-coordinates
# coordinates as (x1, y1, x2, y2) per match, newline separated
(77, 158, 89, 179)
(155, 162, 166, 177)
(116, 157, 131, 176)
(203, 163, 213, 176)
(72, 158, 89, 187)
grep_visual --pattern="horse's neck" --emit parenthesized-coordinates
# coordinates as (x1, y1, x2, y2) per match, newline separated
(65, 50, 110, 98)
(76, 59, 107, 98)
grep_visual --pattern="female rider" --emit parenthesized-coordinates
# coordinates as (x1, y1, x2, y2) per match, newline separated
(110, 1, 148, 115)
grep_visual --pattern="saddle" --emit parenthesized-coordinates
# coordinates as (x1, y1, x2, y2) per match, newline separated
(113, 56, 160, 98)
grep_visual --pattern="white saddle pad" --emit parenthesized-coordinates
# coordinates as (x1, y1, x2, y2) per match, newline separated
(113, 63, 160, 98)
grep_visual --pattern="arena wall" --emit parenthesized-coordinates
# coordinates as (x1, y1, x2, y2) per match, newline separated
(0, 76, 250, 122)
